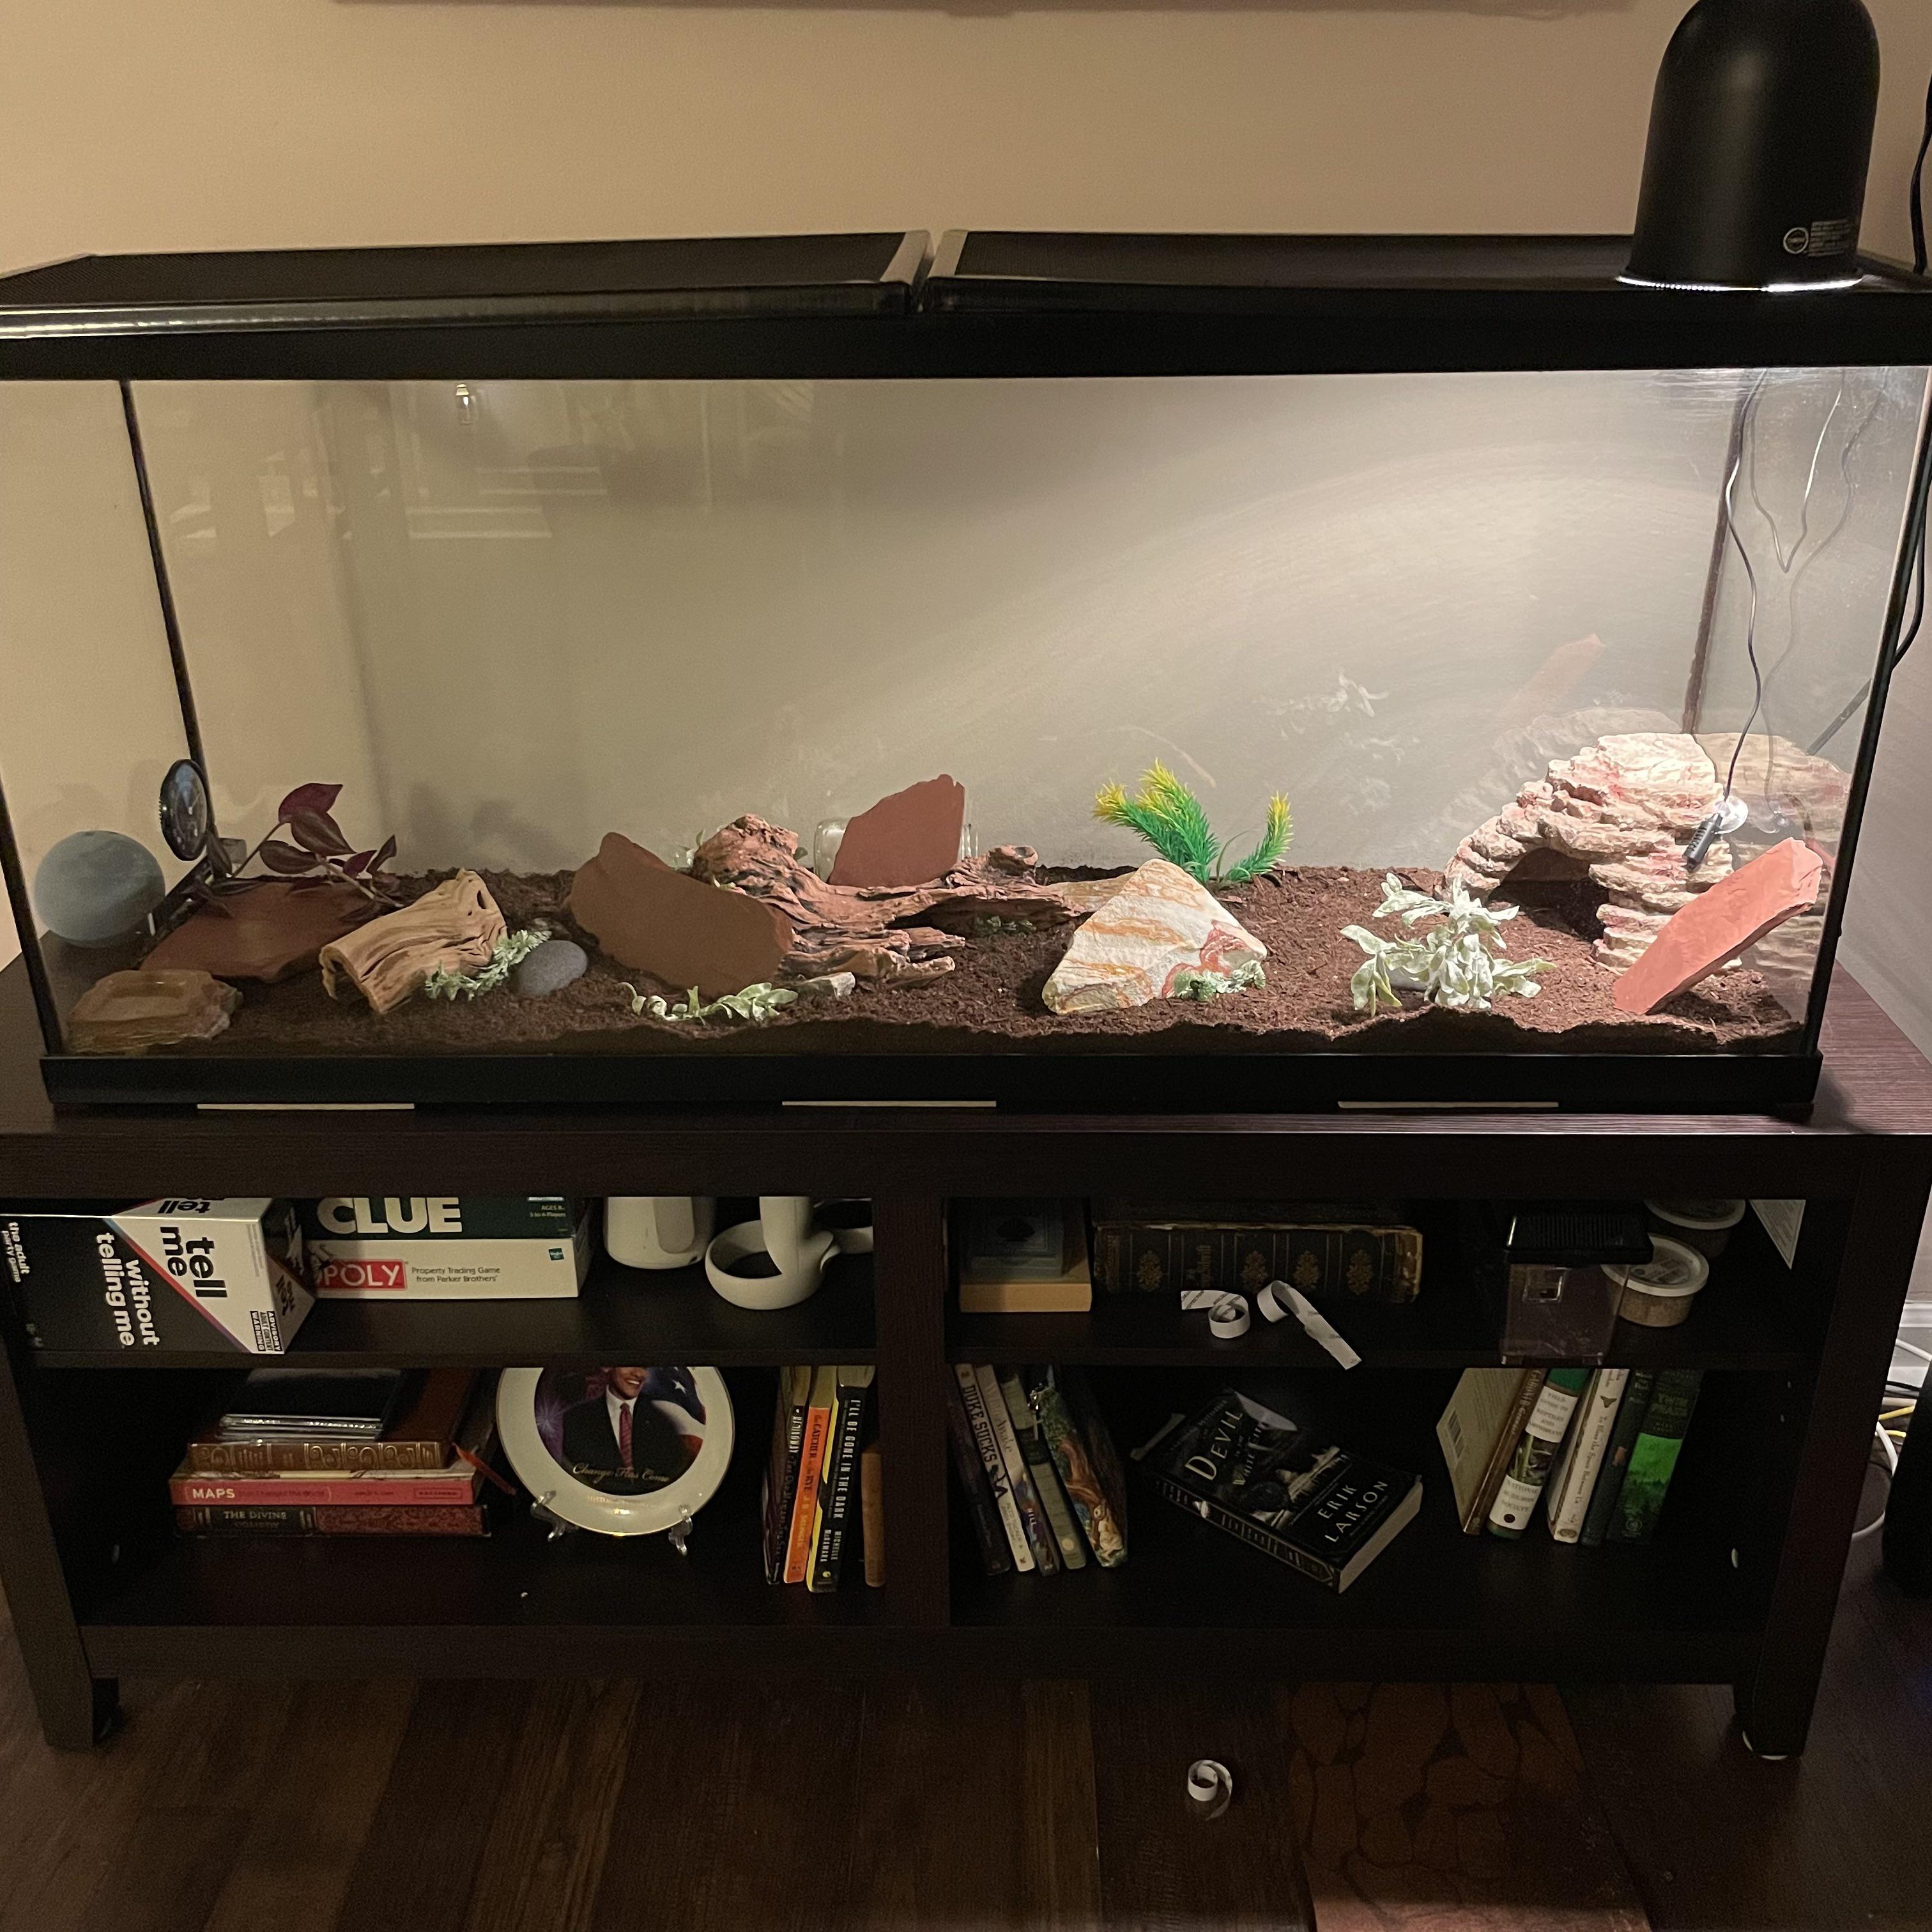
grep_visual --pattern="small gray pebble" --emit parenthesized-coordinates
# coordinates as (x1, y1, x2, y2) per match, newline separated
(509, 938, 588, 998)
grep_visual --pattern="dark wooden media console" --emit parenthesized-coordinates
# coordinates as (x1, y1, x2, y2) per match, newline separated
(1, 961, 1926, 1756)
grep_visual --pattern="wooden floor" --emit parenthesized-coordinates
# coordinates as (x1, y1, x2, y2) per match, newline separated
(1, 1520, 1926, 1932)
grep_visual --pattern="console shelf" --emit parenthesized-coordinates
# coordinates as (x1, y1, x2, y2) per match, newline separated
(1, 965, 1928, 1758)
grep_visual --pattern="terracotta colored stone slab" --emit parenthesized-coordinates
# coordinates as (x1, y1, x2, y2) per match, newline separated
(145, 881, 376, 983)
(1613, 838, 1823, 1015)
(569, 832, 792, 999)
(829, 776, 966, 889)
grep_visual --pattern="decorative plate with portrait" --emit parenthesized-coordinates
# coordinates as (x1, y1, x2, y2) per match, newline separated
(495, 1365, 733, 1537)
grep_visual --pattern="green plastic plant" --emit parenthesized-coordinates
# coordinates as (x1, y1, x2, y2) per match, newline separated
(621, 981, 798, 1025)
(1093, 763, 1292, 887)
(424, 928, 548, 1001)
(1343, 875, 1552, 1017)
(1170, 959, 1267, 1002)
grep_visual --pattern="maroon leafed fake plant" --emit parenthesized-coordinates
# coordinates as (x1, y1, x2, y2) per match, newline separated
(204, 784, 404, 907)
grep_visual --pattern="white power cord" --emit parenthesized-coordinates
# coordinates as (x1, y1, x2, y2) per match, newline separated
(1852, 1420, 1900, 1542)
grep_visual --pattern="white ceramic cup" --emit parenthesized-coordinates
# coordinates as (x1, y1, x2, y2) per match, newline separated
(605, 1196, 716, 1271)
(704, 1197, 872, 1310)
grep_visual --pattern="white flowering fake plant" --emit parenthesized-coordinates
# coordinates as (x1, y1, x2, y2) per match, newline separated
(1343, 875, 1553, 1017)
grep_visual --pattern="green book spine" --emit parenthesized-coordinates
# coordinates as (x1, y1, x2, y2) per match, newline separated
(1606, 1370, 1704, 1545)
(1579, 1368, 1655, 1548)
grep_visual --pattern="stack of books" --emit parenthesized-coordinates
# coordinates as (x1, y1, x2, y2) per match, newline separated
(947, 1364, 1127, 1575)
(172, 1368, 500, 1537)
(1438, 1365, 1704, 1545)
(761, 1365, 878, 1591)
(956, 1202, 1092, 1315)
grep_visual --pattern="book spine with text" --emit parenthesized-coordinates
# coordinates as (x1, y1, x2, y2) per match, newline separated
(176, 1503, 486, 1536)
(1579, 1368, 1657, 1548)
(1092, 1222, 1423, 1303)
(954, 1363, 1034, 1572)
(810, 1369, 873, 1593)
(171, 1469, 479, 1507)
(945, 1377, 1013, 1577)
(1487, 1368, 1590, 1538)
(1547, 1369, 1629, 1543)
(1606, 1370, 1705, 1545)
(785, 1367, 836, 1585)
(1463, 1368, 1543, 1535)
(185, 1438, 449, 1474)
(999, 1368, 1087, 1570)
(762, 1366, 809, 1584)
(974, 1364, 1059, 1574)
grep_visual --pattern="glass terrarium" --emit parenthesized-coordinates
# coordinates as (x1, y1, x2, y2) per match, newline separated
(0, 231, 1925, 1110)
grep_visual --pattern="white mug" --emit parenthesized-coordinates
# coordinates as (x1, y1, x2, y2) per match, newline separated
(605, 1197, 716, 1271)
(705, 1197, 871, 1310)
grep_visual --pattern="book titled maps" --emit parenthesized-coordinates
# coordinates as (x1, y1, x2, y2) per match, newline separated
(1091, 1200, 1423, 1305)
(1148, 1388, 1420, 1592)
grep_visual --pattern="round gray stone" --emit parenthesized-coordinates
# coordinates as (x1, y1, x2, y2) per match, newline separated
(510, 937, 588, 998)
(33, 830, 165, 946)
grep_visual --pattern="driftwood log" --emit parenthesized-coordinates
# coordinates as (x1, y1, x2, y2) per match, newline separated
(691, 818, 1085, 983)
(319, 870, 505, 1015)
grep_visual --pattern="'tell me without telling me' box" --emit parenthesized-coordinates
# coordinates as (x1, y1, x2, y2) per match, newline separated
(1, 1199, 314, 1354)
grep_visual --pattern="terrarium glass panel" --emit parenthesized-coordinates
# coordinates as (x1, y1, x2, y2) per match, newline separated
(1, 365, 1922, 1075)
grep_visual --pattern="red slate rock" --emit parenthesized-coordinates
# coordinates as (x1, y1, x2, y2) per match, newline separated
(568, 832, 792, 999)
(1613, 838, 1824, 1015)
(144, 880, 377, 983)
(829, 776, 967, 889)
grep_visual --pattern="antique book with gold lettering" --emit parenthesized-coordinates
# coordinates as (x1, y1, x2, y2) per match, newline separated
(1089, 1200, 1423, 1305)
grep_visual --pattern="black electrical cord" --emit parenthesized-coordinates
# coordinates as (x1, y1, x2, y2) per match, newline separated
(1913, 68, 1932, 275)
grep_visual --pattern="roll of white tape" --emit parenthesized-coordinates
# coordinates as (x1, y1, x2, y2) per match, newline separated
(1208, 1295, 1250, 1338)
(1186, 1758, 1234, 1818)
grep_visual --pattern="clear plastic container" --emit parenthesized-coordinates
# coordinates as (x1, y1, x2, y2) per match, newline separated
(1643, 1199, 1746, 1259)
(1609, 1236, 1711, 1328)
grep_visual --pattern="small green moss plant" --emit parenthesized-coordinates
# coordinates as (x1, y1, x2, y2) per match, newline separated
(971, 915, 1036, 939)
(1343, 875, 1552, 1017)
(1093, 763, 1292, 888)
(423, 928, 548, 1001)
(1170, 959, 1267, 1002)
(622, 981, 798, 1025)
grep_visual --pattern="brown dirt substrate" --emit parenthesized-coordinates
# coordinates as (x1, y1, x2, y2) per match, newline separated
(158, 865, 1800, 1060)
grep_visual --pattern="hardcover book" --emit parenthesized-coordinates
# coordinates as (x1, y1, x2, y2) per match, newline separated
(175, 1502, 488, 1537)
(185, 1367, 477, 1473)
(1606, 1368, 1704, 1545)
(1090, 1200, 1423, 1305)
(1149, 1387, 1419, 1592)
(1487, 1367, 1590, 1539)
(1027, 1366, 1128, 1568)
(1579, 1367, 1656, 1548)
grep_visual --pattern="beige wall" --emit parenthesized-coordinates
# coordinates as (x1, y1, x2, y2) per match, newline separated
(0, 1, 1929, 271)
(3, 0, 1932, 1105)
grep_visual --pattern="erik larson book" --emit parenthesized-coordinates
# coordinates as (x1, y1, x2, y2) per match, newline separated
(1149, 1388, 1420, 1592)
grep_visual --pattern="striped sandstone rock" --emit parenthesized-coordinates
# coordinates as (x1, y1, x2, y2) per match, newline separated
(1042, 860, 1267, 1015)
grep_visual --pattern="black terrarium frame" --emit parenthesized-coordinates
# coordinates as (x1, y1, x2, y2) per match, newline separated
(1, 229, 1929, 1112)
